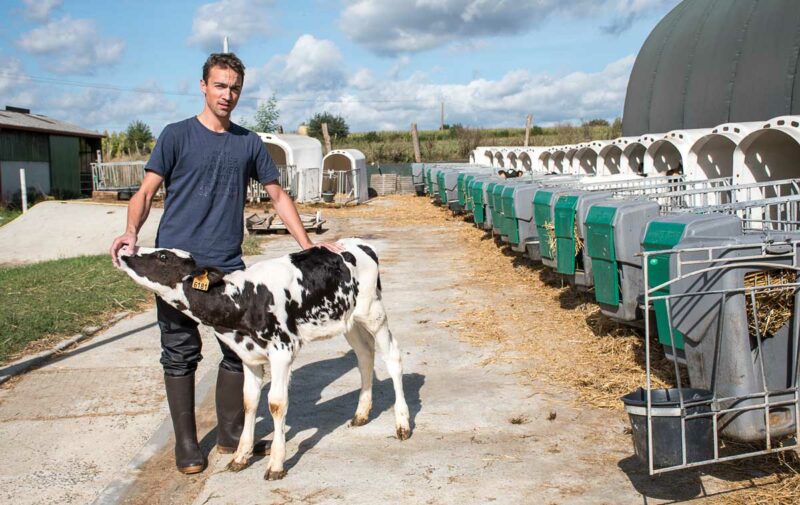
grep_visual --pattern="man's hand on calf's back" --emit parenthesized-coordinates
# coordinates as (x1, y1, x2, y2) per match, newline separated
(313, 242, 345, 253)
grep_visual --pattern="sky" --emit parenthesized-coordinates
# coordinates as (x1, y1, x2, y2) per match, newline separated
(0, 0, 681, 136)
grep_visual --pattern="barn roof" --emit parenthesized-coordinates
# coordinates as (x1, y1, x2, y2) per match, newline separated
(0, 107, 104, 138)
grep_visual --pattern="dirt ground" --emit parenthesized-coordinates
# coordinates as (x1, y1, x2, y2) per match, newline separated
(1, 195, 797, 504)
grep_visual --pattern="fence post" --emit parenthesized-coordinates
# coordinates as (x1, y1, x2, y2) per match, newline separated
(524, 114, 532, 147)
(411, 123, 422, 163)
(19, 168, 28, 213)
(321, 123, 332, 153)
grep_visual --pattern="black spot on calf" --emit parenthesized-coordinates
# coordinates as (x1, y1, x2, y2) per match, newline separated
(341, 251, 357, 266)
(357, 244, 379, 265)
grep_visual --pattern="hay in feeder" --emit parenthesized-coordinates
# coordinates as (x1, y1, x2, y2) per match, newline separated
(744, 269, 796, 338)
(543, 221, 557, 256)
(574, 222, 583, 256)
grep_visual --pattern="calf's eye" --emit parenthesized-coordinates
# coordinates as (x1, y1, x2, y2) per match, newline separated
(158, 253, 167, 261)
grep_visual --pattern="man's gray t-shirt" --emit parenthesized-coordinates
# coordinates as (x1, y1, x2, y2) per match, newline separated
(146, 117, 279, 271)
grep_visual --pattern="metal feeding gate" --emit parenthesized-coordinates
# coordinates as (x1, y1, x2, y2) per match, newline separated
(629, 232, 800, 474)
(91, 161, 151, 196)
(583, 179, 800, 328)
(248, 164, 299, 202)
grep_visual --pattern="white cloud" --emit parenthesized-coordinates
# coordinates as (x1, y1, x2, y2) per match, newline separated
(0, 55, 27, 95)
(601, 0, 679, 34)
(340, 0, 679, 56)
(188, 0, 274, 51)
(387, 56, 411, 79)
(238, 35, 635, 133)
(44, 83, 181, 134)
(22, 0, 61, 21)
(253, 35, 347, 93)
(17, 16, 124, 74)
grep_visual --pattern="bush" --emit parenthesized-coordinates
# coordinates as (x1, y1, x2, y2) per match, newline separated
(125, 120, 154, 155)
(363, 131, 380, 143)
(308, 112, 350, 141)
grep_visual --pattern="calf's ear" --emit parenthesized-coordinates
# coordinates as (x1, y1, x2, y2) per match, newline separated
(188, 267, 226, 291)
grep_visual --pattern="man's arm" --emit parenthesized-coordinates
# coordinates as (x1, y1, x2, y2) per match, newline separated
(263, 181, 342, 252)
(110, 171, 164, 265)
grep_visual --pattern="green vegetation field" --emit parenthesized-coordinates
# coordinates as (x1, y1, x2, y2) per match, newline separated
(337, 122, 621, 163)
(0, 208, 21, 228)
(0, 255, 151, 363)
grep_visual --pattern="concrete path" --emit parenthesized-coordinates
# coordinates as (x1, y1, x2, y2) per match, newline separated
(0, 200, 161, 265)
(0, 198, 739, 504)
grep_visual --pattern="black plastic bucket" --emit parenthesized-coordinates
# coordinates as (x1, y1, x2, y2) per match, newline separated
(621, 388, 715, 468)
(414, 183, 426, 197)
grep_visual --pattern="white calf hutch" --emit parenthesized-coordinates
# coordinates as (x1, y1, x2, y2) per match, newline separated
(321, 149, 369, 204)
(687, 122, 761, 182)
(734, 116, 800, 198)
(257, 133, 323, 202)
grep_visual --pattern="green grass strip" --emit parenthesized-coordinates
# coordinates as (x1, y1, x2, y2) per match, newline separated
(0, 208, 21, 228)
(0, 255, 150, 363)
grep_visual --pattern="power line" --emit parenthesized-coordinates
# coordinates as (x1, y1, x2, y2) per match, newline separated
(0, 71, 434, 105)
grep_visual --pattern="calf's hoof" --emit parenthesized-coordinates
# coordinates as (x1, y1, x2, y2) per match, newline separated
(226, 459, 249, 472)
(349, 414, 369, 427)
(396, 426, 411, 441)
(264, 469, 286, 480)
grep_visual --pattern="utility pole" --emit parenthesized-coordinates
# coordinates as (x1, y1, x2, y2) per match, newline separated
(524, 114, 532, 147)
(440, 102, 445, 130)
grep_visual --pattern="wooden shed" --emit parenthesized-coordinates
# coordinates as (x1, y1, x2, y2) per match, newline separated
(0, 106, 104, 202)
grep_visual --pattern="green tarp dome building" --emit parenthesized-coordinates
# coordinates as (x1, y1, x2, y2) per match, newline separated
(623, 0, 800, 137)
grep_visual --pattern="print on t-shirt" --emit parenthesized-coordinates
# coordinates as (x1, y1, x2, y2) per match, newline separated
(198, 150, 240, 198)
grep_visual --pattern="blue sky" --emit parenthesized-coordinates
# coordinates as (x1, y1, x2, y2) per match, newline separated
(0, 0, 680, 135)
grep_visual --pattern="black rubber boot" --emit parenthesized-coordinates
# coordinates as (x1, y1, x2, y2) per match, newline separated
(164, 374, 206, 474)
(215, 367, 268, 455)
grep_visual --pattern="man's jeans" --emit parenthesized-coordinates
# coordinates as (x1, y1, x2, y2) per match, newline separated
(156, 296, 243, 377)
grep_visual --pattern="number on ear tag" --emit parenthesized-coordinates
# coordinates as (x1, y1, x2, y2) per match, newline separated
(192, 270, 210, 291)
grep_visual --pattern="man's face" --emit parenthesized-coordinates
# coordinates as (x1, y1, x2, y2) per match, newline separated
(200, 65, 243, 118)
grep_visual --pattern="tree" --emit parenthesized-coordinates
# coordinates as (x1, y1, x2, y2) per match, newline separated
(610, 117, 623, 138)
(585, 118, 610, 127)
(246, 95, 280, 133)
(307, 112, 349, 140)
(125, 120, 154, 154)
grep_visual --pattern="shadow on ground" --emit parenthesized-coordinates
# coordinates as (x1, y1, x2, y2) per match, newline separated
(210, 351, 425, 473)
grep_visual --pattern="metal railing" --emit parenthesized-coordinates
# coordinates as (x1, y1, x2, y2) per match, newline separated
(322, 169, 362, 203)
(91, 161, 147, 191)
(248, 164, 298, 202)
(640, 239, 800, 474)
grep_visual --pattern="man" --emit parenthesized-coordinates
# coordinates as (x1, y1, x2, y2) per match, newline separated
(110, 53, 338, 474)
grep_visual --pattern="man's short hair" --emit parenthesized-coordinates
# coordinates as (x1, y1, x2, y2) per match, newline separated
(203, 53, 246, 82)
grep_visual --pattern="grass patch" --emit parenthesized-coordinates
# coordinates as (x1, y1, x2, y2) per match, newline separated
(0, 255, 151, 363)
(0, 208, 21, 228)
(242, 234, 267, 256)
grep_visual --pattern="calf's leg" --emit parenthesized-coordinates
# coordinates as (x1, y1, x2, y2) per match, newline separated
(344, 324, 376, 426)
(358, 301, 411, 440)
(264, 345, 293, 480)
(226, 362, 264, 472)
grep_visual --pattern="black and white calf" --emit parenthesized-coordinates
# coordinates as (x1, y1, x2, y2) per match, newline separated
(117, 239, 410, 480)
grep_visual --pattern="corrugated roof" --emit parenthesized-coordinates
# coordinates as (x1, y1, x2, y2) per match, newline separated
(0, 109, 104, 138)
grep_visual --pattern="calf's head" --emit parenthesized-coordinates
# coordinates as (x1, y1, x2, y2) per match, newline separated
(117, 247, 199, 298)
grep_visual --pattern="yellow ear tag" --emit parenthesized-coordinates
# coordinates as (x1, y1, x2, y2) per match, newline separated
(192, 270, 210, 291)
